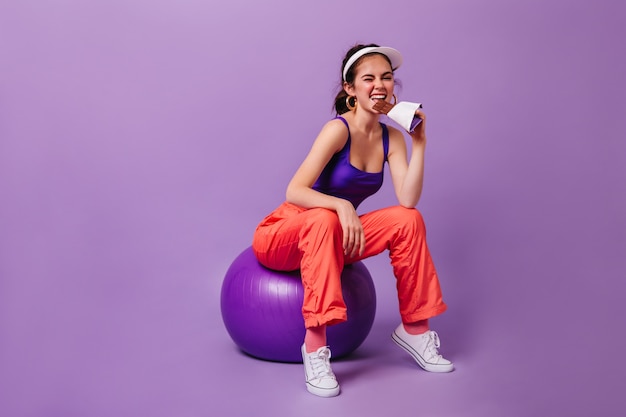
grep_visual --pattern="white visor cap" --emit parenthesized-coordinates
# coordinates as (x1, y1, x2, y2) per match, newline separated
(342, 46, 403, 82)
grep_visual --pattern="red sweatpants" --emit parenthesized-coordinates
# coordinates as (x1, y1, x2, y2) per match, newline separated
(252, 202, 447, 329)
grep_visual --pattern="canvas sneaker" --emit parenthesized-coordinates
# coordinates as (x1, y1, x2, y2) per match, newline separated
(301, 344, 340, 397)
(391, 324, 454, 373)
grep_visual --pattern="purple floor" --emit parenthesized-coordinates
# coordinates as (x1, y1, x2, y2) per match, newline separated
(2, 239, 624, 416)
(1, 1, 625, 416)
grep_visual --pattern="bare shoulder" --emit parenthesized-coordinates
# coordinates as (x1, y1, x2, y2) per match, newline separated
(321, 117, 349, 136)
(385, 124, 404, 140)
(385, 124, 408, 154)
(313, 118, 350, 153)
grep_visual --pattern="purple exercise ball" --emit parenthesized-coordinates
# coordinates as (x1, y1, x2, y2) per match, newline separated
(221, 246, 377, 363)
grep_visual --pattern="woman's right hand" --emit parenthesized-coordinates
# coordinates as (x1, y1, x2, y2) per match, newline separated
(335, 199, 365, 258)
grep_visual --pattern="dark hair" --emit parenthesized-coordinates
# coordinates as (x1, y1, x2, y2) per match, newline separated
(333, 43, 394, 115)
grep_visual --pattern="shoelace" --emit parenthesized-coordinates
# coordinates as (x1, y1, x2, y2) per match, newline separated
(308, 347, 335, 379)
(424, 331, 443, 360)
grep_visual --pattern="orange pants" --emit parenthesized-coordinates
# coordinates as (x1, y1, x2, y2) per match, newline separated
(252, 202, 447, 328)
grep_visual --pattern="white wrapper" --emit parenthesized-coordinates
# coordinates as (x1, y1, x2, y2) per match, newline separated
(387, 101, 423, 133)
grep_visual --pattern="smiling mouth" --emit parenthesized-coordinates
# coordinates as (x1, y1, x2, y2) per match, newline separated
(370, 94, 387, 102)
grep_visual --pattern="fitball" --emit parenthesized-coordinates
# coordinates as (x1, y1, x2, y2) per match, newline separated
(220, 246, 376, 362)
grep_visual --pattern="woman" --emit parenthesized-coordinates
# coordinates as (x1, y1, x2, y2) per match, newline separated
(252, 44, 453, 398)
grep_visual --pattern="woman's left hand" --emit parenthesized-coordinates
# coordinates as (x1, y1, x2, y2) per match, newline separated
(410, 109, 427, 145)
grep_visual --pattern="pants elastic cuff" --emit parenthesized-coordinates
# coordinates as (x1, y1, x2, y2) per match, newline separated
(303, 310, 347, 328)
(401, 303, 447, 324)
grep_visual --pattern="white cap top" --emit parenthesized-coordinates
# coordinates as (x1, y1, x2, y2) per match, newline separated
(342, 46, 403, 81)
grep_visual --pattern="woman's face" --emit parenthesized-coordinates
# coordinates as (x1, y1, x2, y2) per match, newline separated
(345, 54, 395, 113)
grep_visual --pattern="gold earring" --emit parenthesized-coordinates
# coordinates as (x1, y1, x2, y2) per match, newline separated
(346, 95, 357, 111)
(392, 94, 398, 105)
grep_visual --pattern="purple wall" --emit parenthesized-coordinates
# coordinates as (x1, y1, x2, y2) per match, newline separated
(1, 1, 625, 416)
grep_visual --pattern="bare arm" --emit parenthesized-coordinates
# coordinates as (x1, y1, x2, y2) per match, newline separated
(387, 109, 428, 208)
(286, 119, 346, 209)
(286, 119, 366, 257)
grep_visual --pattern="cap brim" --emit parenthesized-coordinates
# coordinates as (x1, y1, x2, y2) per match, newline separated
(369, 46, 403, 71)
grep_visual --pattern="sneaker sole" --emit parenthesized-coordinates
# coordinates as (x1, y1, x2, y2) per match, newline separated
(305, 382, 340, 398)
(391, 330, 454, 373)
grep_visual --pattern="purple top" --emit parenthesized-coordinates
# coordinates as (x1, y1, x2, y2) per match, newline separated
(312, 116, 389, 209)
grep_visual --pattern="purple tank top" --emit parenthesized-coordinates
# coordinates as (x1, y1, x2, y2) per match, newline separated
(312, 116, 389, 209)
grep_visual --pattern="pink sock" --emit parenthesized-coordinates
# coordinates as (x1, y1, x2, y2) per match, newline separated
(304, 325, 327, 353)
(403, 319, 429, 335)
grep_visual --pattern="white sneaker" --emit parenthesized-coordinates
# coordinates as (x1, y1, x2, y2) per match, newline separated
(391, 324, 454, 373)
(301, 344, 340, 397)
